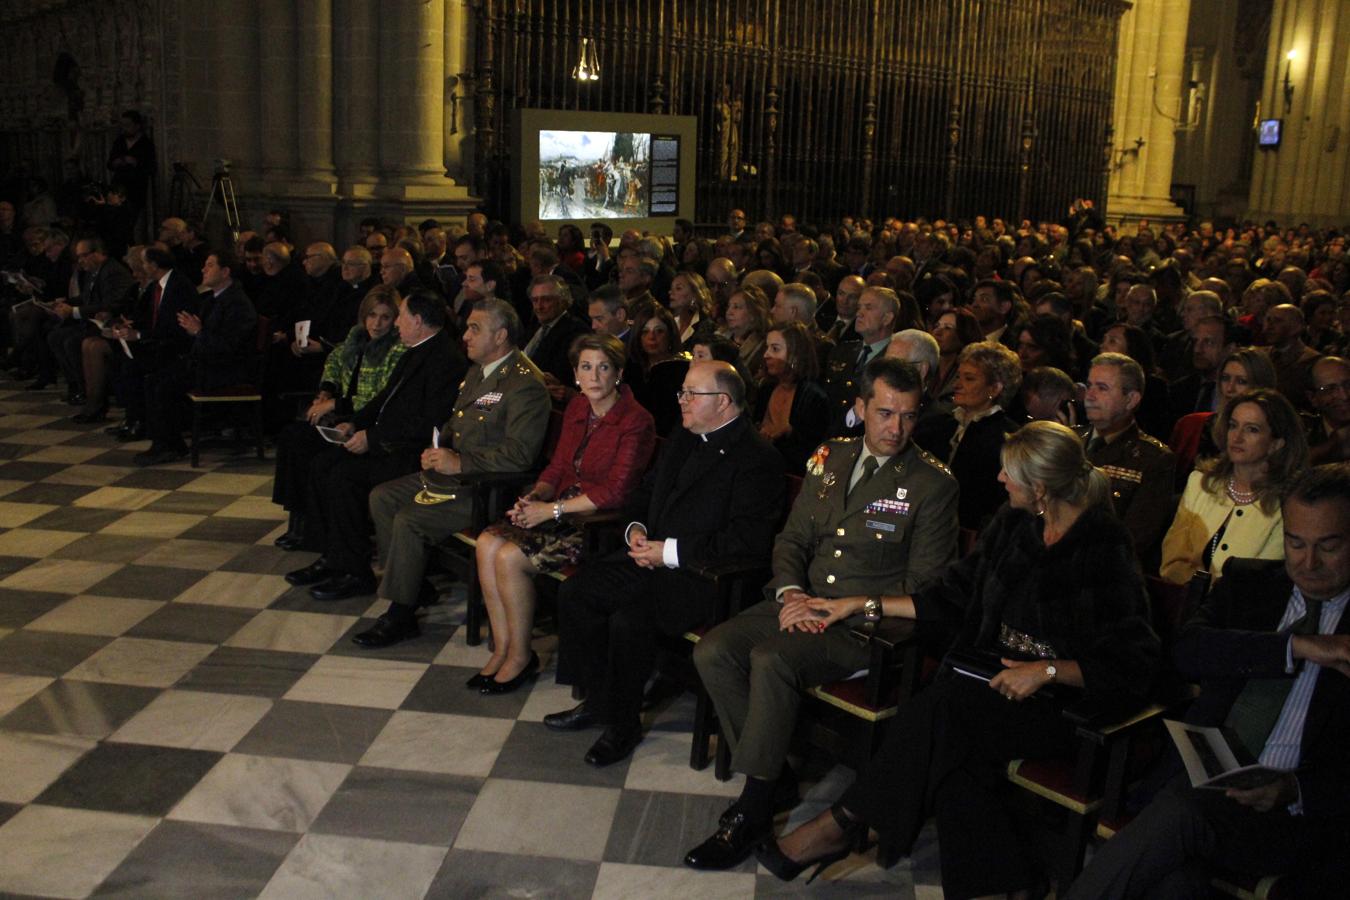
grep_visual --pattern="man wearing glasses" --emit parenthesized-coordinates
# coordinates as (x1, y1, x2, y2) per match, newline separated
(544, 361, 787, 767)
(1308, 356, 1350, 464)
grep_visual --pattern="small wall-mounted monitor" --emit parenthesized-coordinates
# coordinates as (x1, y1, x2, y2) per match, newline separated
(1258, 118, 1282, 148)
(514, 108, 697, 237)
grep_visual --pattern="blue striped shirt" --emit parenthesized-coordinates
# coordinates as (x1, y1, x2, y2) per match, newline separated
(1259, 586, 1350, 778)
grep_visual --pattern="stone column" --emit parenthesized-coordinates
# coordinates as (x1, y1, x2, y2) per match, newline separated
(257, 1, 298, 181)
(1248, 0, 1350, 227)
(1107, 0, 1191, 224)
(204, 4, 261, 178)
(295, 0, 335, 184)
(333, 0, 380, 188)
(377, 0, 448, 195)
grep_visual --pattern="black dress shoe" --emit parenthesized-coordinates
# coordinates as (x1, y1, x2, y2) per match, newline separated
(480, 652, 540, 695)
(309, 573, 377, 601)
(72, 408, 108, 424)
(465, 672, 494, 690)
(754, 804, 863, 884)
(584, 724, 642, 767)
(543, 701, 596, 732)
(66, 392, 86, 406)
(133, 445, 188, 466)
(274, 532, 304, 551)
(284, 559, 332, 586)
(115, 423, 147, 442)
(683, 803, 772, 870)
(351, 614, 420, 648)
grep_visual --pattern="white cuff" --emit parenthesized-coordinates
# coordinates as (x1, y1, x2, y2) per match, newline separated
(776, 585, 804, 602)
(662, 538, 679, 568)
(844, 408, 860, 428)
(1286, 636, 1296, 674)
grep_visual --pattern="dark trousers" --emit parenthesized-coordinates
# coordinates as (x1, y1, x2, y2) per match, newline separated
(13, 305, 58, 381)
(303, 445, 414, 576)
(555, 557, 710, 728)
(143, 359, 192, 450)
(841, 673, 1075, 900)
(47, 318, 97, 392)
(272, 420, 328, 511)
(1065, 774, 1348, 900)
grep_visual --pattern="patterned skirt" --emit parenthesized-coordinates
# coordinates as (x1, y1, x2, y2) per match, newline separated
(480, 486, 585, 573)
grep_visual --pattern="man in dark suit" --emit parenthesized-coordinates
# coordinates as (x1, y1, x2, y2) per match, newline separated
(1165, 315, 1231, 433)
(284, 290, 469, 600)
(350, 298, 551, 643)
(48, 237, 136, 405)
(521, 273, 589, 403)
(104, 245, 200, 438)
(135, 248, 257, 465)
(1066, 463, 1350, 900)
(544, 361, 787, 766)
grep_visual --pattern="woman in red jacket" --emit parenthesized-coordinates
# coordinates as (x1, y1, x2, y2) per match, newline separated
(472, 333, 656, 694)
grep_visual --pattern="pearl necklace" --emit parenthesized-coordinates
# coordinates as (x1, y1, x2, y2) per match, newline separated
(1226, 477, 1257, 505)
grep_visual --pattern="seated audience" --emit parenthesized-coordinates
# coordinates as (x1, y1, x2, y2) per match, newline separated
(1082, 352, 1176, 565)
(271, 285, 406, 549)
(1020, 365, 1079, 425)
(1160, 388, 1308, 585)
(1170, 347, 1277, 484)
(669, 271, 716, 351)
(521, 273, 589, 401)
(928, 306, 984, 403)
(1262, 302, 1321, 411)
(722, 284, 770, 381)
(1307, 355, 1350, 464)
(135, 249, 258, 466)
(759, 421, 1159, 895)
(930, 340, 1022, 529)
(823, 285, 900, 433)
(627, 302, 691, 437)
(1066, 463, 1350, 900)
(282, 291, 468, 600)
(543, 362, 785, 767)
(1101, 320, 1172, 441)
(753, 320, 830, 473)
(685, 358, 958, 871)
(472, 334, 655, 693)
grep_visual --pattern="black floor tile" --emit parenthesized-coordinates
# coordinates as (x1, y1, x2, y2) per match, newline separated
(0, 630, 111, 677)
(175, 646, 319, 698)
(178, 517, 282, 544)
(232, 700, 392, 764)
(110, 468, 206, 491)
(400, 664, 532, 719)
(427, 849, 598, 899)
(124, 603, 256, 645)
(92, 821, 298, 900)
(0, 679, 160, 738)
(489, 720, 632, 788)
(3, 483, 99, 505)
(26, 506, 129, 533)
(85, 564, 209, 600)
(603, 788, 756, 870)
(35, 741, 222, 816)
(309, 767, 479, 846)
(0, 588, 70, 627)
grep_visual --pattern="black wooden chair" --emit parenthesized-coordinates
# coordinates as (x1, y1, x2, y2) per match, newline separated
(185, 314, 271, 467)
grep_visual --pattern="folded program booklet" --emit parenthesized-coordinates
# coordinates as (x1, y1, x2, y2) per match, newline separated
(1164, 719, 1286, 790)
(316, 425, 348, 444)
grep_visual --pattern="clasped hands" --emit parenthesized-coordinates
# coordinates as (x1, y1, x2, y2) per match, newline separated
(777, 591, 860, 633)
(626, 525, 666, 569)
(507, 493, 552, 530)
(420, 447, 461, 475)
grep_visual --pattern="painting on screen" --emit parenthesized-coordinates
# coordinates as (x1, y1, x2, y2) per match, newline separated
(539, 130, 651, 220)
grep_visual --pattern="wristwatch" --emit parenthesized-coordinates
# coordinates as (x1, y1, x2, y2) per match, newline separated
(863, 595, 882, 622)
(1044, 663, 1058, 683)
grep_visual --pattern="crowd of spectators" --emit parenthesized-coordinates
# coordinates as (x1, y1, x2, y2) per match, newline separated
(3, 177, 1350, 896)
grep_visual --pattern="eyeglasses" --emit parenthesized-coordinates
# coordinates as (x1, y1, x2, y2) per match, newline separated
(1314, 380, 1350, 397)
(675, 389, 728, 402)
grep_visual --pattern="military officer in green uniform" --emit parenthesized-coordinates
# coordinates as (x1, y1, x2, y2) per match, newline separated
(1082, 352, 1176, 566)
(354, 298, 552, 648)
(684, 357, 959, 871)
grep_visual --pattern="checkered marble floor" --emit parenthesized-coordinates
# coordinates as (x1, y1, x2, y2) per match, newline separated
(0, 375, 944, 899)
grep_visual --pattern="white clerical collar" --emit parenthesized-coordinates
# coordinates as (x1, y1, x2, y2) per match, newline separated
(699, 415, 740, 442)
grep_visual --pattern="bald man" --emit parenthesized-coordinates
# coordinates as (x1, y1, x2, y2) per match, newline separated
(1263, 303, 1321, 411)
(545, 361, 787, 767)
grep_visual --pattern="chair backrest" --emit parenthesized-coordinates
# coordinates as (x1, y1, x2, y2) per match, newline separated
(959, 527, 980, 558)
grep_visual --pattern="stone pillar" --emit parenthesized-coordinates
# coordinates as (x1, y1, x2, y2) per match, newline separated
(1107, 0, 1191, 225)
(333, 0, 380, 188)
(257, 2, 298, 180)
(377, 0, 448, 195)
(1248, 0, 1350, 227)
(295, 0, 335, 184)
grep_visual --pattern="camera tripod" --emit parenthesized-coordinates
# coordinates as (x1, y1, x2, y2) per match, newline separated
(202, 162, 242, 244)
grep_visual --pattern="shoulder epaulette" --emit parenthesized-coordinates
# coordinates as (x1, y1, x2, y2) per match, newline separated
(1138, 432, 1169, 451)
(917, 448, 953, 477)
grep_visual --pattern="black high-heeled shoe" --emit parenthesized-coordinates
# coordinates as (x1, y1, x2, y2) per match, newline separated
(465, 672, 494, 689)
(754, 804, 862, 884)
(480, 651, 540, 694)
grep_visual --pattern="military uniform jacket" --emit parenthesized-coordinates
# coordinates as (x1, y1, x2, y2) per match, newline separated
(1082, 421, 1176, 560)
(442, 349, 551, 475)
(769, 437, 959, 600)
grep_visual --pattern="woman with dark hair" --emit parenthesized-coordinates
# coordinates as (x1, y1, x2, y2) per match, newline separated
(760, 421, 1159, 898)
(753, 320, 830, 473)
(928, 307, 984, 402)
(1160, 387, 1308, 585)
(1015, 313, 1076, 374)
(917, 272, 961, 322)
(627, 303, 690, 436)
(1100, 322, 1170, 440)
(272, 286, 406, 548)
(1302, 289, 1342, 352)
(894, 289, 926, 332)
(680, 237, 715, 274)
(756, 237, 792, 280)
(723, 285, 771, 382)
(473, 333, 655, 692)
